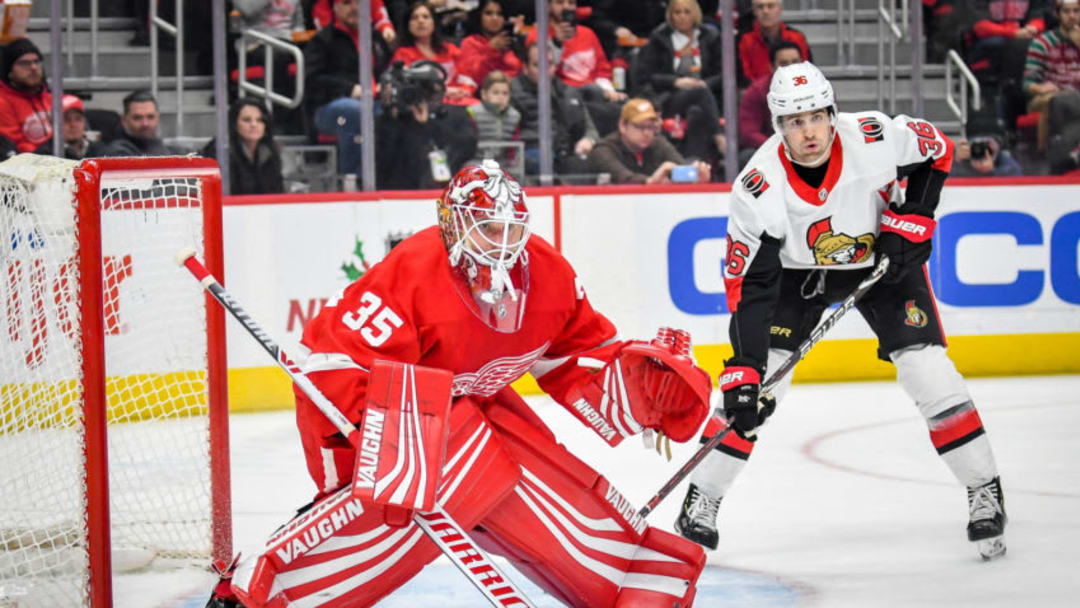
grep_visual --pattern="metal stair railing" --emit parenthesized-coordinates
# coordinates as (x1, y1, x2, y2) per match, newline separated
(237, 30, 306, 111)
(877, 0, 908, 113)
(836, 0, 857, 66)
(151, 0, 186, 137)
(944, 49, 981, 138)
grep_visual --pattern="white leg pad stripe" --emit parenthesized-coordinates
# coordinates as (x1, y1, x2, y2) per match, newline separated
(290, 528, 426, 608)
(621, 572, 692, 598)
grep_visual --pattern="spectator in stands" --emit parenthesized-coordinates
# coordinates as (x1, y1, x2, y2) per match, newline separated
(392, 2, 475, 103)
(202, 99, 286, 195)
(634, 0, 725, 162)
(1022, 0, 1080, 153)
(458, 0, 523, 92)
(467, 71, 521, 169)
(525, 0, 626, 107)
(309, 0, 397, 44)
(966, 0, 1051, 88)
(588, 97, 710, 183)
(737, 40, 803, 167)
(105, 90, 176, 157)
(510, 42, 599, 177)
(0, 38, 53, 153)
(587, 0, 669, 57)
(56, 95, 108, 160)
(304, 0, 392, 175)
(952, 111, 1024, 176)
(735, 0, 811, 87)
(374, 73, 477, 189)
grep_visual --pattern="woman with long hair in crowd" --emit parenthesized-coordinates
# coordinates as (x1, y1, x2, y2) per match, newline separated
(633, 0, 726, 163)
(457, 0, 523, 91)
(202, 98, 285, 195)
(391, 1, 475, 104)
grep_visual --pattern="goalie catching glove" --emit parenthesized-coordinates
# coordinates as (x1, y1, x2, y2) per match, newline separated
(876, 204, 936, 284)
(568, 327, 711, 443)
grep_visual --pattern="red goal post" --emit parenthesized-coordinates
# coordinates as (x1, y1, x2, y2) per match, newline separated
(0, 155, 230, 607)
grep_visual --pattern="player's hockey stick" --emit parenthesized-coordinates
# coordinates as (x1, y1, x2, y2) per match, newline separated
(177, 250, 535, 608)
(637, 256, 890, 518)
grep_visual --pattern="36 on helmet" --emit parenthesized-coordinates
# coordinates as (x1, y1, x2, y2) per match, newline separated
(766, 61, 837, 134)
(437, 160, 531, 332)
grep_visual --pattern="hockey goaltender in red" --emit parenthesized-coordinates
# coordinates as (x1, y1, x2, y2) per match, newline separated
(206, 160, 714, 607)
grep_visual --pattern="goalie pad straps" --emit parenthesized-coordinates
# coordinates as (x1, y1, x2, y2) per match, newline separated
(353, 360, 453, 513)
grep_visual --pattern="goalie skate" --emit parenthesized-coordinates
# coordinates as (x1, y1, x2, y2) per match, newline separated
(674, 483, 721, 550)
(967, 477, 1006, 561)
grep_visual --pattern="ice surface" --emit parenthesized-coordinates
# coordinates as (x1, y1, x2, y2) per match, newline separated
(113, 375, 1080, 607)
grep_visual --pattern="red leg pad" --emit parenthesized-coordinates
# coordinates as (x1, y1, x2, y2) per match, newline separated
(233, 399, 521, 608)
(477, 404, 706, 608)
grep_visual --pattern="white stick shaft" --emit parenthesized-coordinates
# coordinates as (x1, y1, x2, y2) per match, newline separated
(178, 252, 535, 608)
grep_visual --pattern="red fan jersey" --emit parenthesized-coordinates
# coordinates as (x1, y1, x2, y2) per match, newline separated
(296, 226, 617, 441)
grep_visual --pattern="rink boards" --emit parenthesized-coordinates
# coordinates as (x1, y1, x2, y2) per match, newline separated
(219, 178, 1080, 411)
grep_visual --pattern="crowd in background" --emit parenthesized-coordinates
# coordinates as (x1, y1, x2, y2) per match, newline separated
(1, 0, 1078, 194)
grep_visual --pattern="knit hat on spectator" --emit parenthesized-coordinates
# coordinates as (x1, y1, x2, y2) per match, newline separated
(620, 98, 659, 124)
(62, 94, 84, 115)
(2, 37, 43, 79)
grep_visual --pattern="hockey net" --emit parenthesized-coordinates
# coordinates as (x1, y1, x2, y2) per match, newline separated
(0, 155, 230, 607)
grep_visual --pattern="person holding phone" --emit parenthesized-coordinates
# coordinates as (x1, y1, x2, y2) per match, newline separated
(588, 98, 711, 184)
(457, 0, 524, 89)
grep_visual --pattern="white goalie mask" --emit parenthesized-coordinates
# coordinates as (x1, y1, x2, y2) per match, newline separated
(437, 160, 531, 332)
(767, 62, 838, 161)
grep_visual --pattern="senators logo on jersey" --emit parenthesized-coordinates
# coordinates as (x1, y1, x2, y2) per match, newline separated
(741, 169, 770, 198)
(904, 300, 929, 328)
(858, 117, 885, 143)
(805, 217, 875, 265)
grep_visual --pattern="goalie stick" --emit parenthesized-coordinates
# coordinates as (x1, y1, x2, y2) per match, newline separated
(637, 256, 890, 518)
(177, 249, 535, 608)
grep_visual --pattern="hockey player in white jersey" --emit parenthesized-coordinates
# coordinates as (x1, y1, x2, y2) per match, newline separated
(675, 62, 1007, 560)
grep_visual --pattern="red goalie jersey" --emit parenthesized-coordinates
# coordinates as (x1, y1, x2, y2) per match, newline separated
(295, 224, 691, 496)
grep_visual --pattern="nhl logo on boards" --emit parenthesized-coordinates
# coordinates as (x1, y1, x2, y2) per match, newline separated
(858, 117, 885, 143)
(741, 169, 770, 198)
(904, 300, 928, 328)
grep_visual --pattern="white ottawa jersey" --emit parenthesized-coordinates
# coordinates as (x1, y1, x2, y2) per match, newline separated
(725, 110, 952, 298)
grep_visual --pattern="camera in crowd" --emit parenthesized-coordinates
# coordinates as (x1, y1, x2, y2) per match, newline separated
(561, 8, 577, 25)
(379, 60, 447, 115)
(969, 138, 994, 159)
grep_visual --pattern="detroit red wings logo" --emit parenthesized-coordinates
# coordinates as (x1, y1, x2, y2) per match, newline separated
(451, 341, 550, 397)
(793, 75, 809, 86)
(858, 117, 885, 143)
(740, 169, 770, 198)
(805, 217, 875, 265)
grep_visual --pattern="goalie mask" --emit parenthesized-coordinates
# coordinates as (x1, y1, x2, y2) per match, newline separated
(767, 61, 838, 164)
(438, 160, 531, 333)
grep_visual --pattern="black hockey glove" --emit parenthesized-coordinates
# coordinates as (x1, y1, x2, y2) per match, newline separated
(719, 358, 765, 440)
(876, 205, 936, 284)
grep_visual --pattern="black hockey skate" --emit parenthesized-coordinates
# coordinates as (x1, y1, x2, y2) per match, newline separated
(967, 476, 1007, 561)
(674, 483, 721, 550)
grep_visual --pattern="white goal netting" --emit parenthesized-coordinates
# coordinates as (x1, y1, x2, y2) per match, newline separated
(0, 155, 225, 607)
